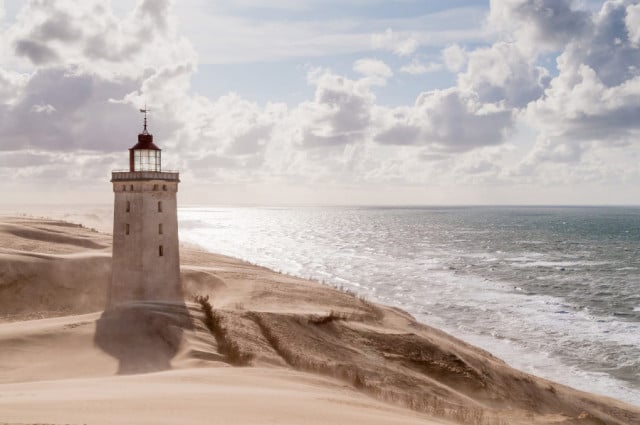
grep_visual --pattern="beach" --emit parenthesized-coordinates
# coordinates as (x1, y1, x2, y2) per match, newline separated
(1, 215, 639, 425)
(177, 206, 640, 405)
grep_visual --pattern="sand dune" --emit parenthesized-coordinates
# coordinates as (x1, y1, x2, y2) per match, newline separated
(0, 368, 443, 425)
(0, 217, 639, 425)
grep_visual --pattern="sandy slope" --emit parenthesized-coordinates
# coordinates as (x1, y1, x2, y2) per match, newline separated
(0, 368, 444, 425)
(0, 216, 639, 425)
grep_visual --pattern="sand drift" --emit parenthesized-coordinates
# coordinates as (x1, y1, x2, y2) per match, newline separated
(0, 217, 638, 425)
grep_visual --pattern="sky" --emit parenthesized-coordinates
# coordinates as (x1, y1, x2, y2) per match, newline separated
(0, 0, 639, 205)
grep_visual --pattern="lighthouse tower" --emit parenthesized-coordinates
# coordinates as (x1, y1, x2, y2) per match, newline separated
(109, 109, 181, 305)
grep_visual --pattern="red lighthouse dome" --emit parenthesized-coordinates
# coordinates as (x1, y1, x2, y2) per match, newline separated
(129, 108, 161, 172)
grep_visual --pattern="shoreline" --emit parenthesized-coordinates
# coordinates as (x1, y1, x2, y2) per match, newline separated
(216, 249, 640, 409)
(176, 207, 640, 408)
(1, 215, 639, 424)
(4, 208, 640, 403)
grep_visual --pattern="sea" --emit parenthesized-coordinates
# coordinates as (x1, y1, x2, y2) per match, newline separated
(178, 206, 640, 406)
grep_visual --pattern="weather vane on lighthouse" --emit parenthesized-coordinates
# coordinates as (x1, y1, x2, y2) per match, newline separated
(139, 105, 151, 134)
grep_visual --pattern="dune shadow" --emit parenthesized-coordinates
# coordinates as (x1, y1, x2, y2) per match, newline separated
(94, 300, 193, 375)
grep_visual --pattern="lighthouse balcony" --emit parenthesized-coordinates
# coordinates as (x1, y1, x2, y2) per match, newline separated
(111, 170, 180, 182)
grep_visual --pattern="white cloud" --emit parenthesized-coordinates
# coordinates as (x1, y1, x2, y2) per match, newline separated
(442, 44, 467, 72)
(625, 2, 640, 46)
(353, 58, 393, 85)
(525, 1, 640, 144)
(30, 102, 56, 114)
(5, 0, 196, 79)
(0, 68, 28, 104)
(473, 0, 640, 183)
(458, 42, 550, 107)
(295, 69, 375, 148)
(0, 0, 535, 188)
(510, 136, 618, 185)
(371, 28, 418, 56)
(0, 0, 639, 203)
(520, 137, 585, 168)
(487, 0, 592, 53)
(0, 0, 196, 159)
(375, 88, 514, 151)
(400, 60, 443, 75)
(452, 145, 509, 178)
(0, 67, 143, 152)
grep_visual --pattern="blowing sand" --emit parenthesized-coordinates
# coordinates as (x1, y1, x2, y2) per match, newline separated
(0, 216, 639, 425)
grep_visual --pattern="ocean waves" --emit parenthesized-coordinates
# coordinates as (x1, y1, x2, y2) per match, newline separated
(178, 206, 640, 406)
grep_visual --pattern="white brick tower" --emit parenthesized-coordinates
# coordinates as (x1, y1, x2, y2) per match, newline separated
(109, 109, 181, 305)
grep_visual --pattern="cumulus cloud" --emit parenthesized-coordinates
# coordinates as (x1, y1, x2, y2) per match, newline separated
(468, 0, 640, 180)
(458, 42, 550, 107)
(400, 60, 443, 75)
(0, 1, 535, 187)
(527, 137, 584, 163)
(443, 44, 467, 72)
(0, 0, 195, 165)
(488, 0, 593, 52)
(412, 89, 513, 151)
(0, 67, 141, 152)
(512, 136, 588, 177)
(375, 88, 514, 151)
(294, 69, 375, 148)
(15, 39, 60, 64)
(353, 58, 393, 84)
(0, 68, 29, 104)
(526, 1, 640, 143)
(7, 0, 195, 79)
(371, 28, 418, 56)
(581, 1, 640, 87)
(453, 147, 505, 176)
(627, 3, 640, 46)
(30, 10, 82, 42)
(0, 0, 639, 200)
(178, 93, 282, 162)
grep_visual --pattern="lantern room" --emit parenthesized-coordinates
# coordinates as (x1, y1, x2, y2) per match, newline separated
(129, 109, 161, 172)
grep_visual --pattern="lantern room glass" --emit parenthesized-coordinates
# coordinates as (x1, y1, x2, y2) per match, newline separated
(133, 149, 161, 171)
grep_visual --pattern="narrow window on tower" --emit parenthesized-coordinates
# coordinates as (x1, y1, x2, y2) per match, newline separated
(163, 184, 167, 191)
(130, 184, 134, 191)
(126, 201, 130, 213)
(153, 184, 158, 191)
(158, 223, 163, 235)
(158, 201, 163, 212)
(125, 223, 130, 235)
(159, 245, 164, 257)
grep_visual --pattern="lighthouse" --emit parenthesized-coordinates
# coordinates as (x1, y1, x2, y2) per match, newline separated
(109, 109, 181, 305)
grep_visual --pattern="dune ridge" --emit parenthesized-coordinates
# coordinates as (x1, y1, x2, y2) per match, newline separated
(0, 216, 639, 425)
